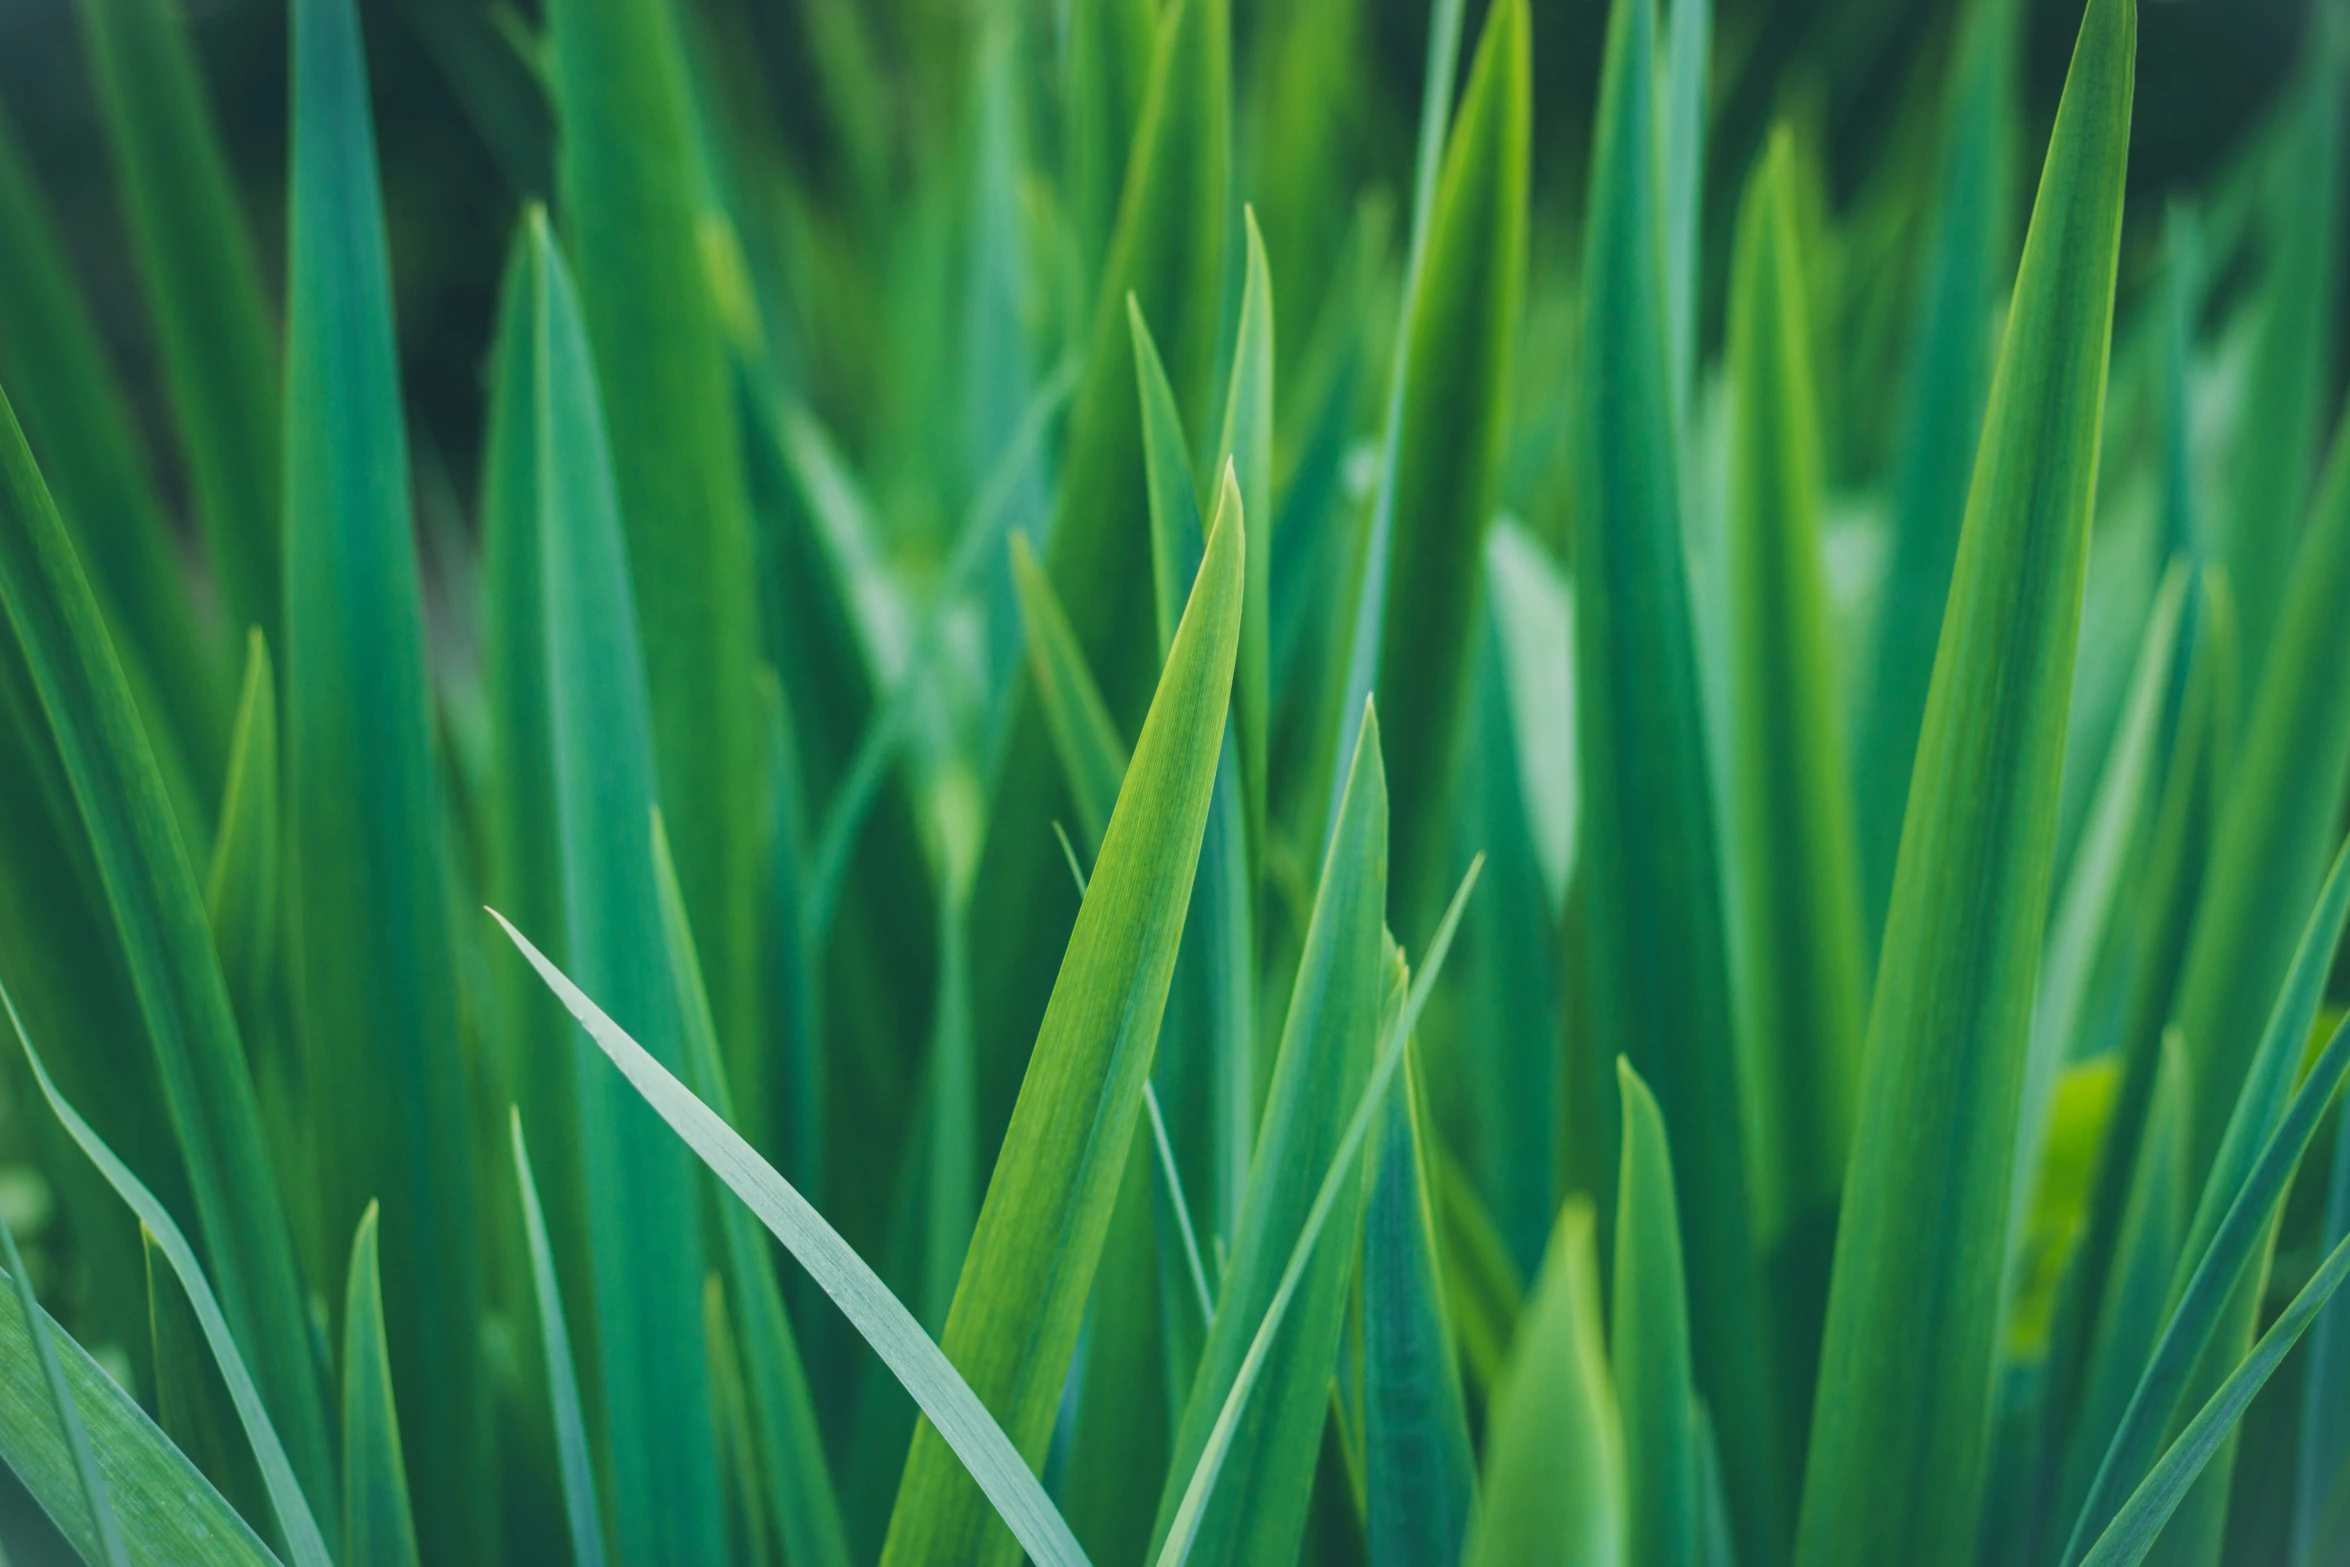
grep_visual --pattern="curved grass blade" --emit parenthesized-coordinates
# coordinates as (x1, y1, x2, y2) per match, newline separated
(1722, 131, 1867, 1357)
(1575, 0, 1777, 1549)
(145, 1226, 266, 1539)
(0, 109, 225, 785)
(1463, 1198, 1624, 1567)
(1148, 702, 1388, 1565)
(2168, 400, 2350, 1194)
(1344, 0, 1528, 917)
(1363, 1021, 1476, 1567)
(1010, 532, 1129, 854)
(487, 214, 726, 1565)
(2296, 1055, 2350, 1564)
(652, 814, 853, 1567)
(1848, 0, 2020, 956)
(510, 1112, 608, 1567)
(1154, 857, 1482, 1567)
(491, 910, 1089, 1567)
(340, 1206, 418, 1567)
(6, 986, 331, 1567)
(1614, 1060, 1699, 1567)
(888, 481, 1243, 1567)
(1795, 2, 2134, 1562)
(0, 1250, 277, 1567)
(0, 1167, 126, 1566)
(284, 0, 485, 1543)
(76, 0, 282, 653)
(0, 381, 329, 1509)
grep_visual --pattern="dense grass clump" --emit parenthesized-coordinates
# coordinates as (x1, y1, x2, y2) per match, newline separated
(1, 0, 2348, 1563)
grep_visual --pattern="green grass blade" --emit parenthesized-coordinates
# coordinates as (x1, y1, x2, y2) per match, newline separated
(0, 108, 226, 788)
(1345, 0, 1528, 917)
(2079, 1221, 2350, 1567)
(283, 0, 484, 1544)
(887, 477, 1242, 1567)
(6, 988, 331, 1567)
(0, 1171, 126, 1566)
(1132, 302, 1206, 662)
(1794, 2, 2133, 1562)
(339, 1207, 418, 1567)
(509, 1112, 608, 1567)
(1574, 0, 1778, 1550)
(1721, 132, 1867, 1408)
(1614, 1061, 1700, 1567)
(2217, 41, 2340, 688)
(1848, 0, 2020, 956)
(1153, 859, 1481, 1567)
(1363, 1031, 1476, 1567)
(2294, 1050, 2350, 1565)
(0, 1250, 278, 1567)
(491, 214, 725, 1564)
(146, 1227, 268, 1540)
(76, 0, 282, 654)
(2168, 401, 2350, 1193)
(1464, 1198, 1625, 1567)
(1061, 1134, 1173, 1567)
(545, 0, 763, 1064)
(2060, 846, 2350, 1561)
(490, 910, 1090, 1567)
(1149, 703, 1388, 1565)
(205, 632, 277, 1042)
(1661, 0, 1709, 420)
(1214, 208, 1273, 896)
(651, 814, 853, 1567)
(0, 384, 329, 1509)
(1009, 532, 1130, 854)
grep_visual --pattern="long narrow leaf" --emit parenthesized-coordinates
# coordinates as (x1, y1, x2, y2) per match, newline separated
(510, 1113, 608, 1567)
(1613, 1060, 1700, 1567)
(0, 1168, 126, 1566)
(340, 1207, 418, 1567)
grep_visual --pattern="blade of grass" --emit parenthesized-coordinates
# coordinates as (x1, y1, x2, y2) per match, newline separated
(1213, 209, 1273, 901)
(1662, 0, 1709, 422)
(1575, 0, 1779, 1551)
(0, 381, 329, 1508)
(0, 1250, 278, 1567)
(1148, 702, 1388, 1565)
(7, 985, 331, 1567)
(510, 1112, 609, 1567)
(1463, 1198, 1624, 1567)
(146, 1227, 267, 1539)
(492, 909, 1090, 1567)
(340, 1206, 418, 1567)
(652, 814, 853, 1567)
(1794, 2, 2134, 1562)
(1848, 0, 2020, 957)
(2294, 1048, 2350, 1565)
(0, 1173, 126, 1566)
(1614, 1060, 1699, 1567)
(76, 0, 282, 653)
(283, 0, 485, 1544)
(1153, 858, 1482, 1567)
(887, 475, 1243, 1567)
(1010, 532, 1130, 854)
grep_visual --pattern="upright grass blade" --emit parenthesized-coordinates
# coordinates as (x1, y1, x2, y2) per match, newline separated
(0, 1170, 125, 1567)
(492, 911, 1090, 1567)
(969, 0, 1227, 1162)
(283, 0, 483, 1546)
(652, 814, 853, 1567)
(76, 0, 283, 654)
(1214, 210, 1274, 893)
(2167, 406, 2350, 1194)
(1349, 0, 1528, 918)
(1794, 3, 2133, 1564)
(0, 109, 225, 786)
(1613, 1061, 1700, 1567)
(1147, 703, 1387, 1566)
(1574, 0, 1777, 1551)
(1721, 133, 1866, 1396)
(1363, 1027, 1476, 1567)
(0, 1251, 277, 1567)
(1060, 0, 1157, 291)
(510, 1112, 609, 1567)
(1848, 0, 2019, 957)
(1464, 1199, 1624, 1567)
(146, 1227, 266, 1538)
(340, 1206, 419, 1567)
(1151, 860, 1481, 1567)
(1661, 0, 1709, 422)
(1009, 533, 1129, 853)
(886, 484, 1242, 1567)
(7, 988, 332, 1567)
(2218, 39, 2340, 688)
(0, 385, 329, 1506)
(545, 0, 763, 1067)
(1133, 304, 1206, 660)
(481, 214, 726, 1566)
